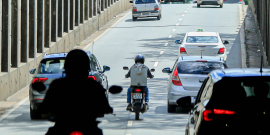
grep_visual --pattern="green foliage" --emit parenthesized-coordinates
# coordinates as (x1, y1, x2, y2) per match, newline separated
(244, 0, 250, 5)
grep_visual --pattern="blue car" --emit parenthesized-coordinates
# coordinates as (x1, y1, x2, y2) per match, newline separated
(177, 68, 270, 135)
(29, 51, 110, 119)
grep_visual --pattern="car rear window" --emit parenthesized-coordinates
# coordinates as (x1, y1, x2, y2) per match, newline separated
(37, 58, 65, 74)
(177, 61, 224, 74)
(135, 0, 156, 4)
(186, 36, 218, 43)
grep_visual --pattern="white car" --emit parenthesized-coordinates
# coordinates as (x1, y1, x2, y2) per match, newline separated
(197, 0, 224, 8)
(162, 56, 228, 113)
(130, 0, 162, 21)
(175, 30, 229, 62)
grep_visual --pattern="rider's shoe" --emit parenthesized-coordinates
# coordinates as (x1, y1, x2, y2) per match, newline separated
(145, 102, 149, 110)
(126, 103, 132, 111)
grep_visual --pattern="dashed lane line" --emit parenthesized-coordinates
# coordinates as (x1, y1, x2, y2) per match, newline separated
(182, 14, 185, 16)
(169, 35, 172, 38)
(127, 121, 133, 126)
(164, 43, 168, 46)
(160, 51, 164, 55)
(176, 23, 179, 26)
(173, 29, 176, 31)
(154, 62, 158, 67)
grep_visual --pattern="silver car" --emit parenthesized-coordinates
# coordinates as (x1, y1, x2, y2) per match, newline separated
(130, 0, 162, 21)
(29, 52, 110, 119)
(162, 56, 228, 113)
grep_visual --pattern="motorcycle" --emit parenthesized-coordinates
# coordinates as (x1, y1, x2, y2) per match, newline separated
(123, 66, 155, 120)
(31, 82, 122, 135)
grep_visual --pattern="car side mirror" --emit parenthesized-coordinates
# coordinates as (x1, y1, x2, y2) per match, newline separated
(223, 40, 229, 44)
(150, 68, 155, 72)
(31, 82, 46, 92)
(109, 85, 123, 94)
(129, 1, 133, 3)
(176, 96, 194, 108)
(123, 66, 129, 70)
(162, 67, 171, 73)
(175, 40, 182, 44)
(103, 65, 110, 72)
(29, 69, 36, 74)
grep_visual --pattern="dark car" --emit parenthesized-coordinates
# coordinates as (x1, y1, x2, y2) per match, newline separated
(29, 51, 110, 120)
(178, 68, 270, 135)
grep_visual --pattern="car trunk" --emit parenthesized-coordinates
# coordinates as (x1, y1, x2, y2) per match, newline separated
(184, 43, 220, 56)
(136, 4, 156, 11)
(179, 74, 207, 91)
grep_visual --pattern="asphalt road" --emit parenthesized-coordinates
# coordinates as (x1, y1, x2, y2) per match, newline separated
(0, 3, 242, 135)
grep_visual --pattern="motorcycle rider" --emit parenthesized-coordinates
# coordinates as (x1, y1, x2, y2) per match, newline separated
(125, 54, 154, 110)
(37, 49, 113, 135)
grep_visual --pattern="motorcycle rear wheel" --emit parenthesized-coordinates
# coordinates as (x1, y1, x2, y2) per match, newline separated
(135, 104, 140, 120)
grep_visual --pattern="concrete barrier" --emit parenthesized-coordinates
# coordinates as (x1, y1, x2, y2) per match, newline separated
(0, 0, 132, 101)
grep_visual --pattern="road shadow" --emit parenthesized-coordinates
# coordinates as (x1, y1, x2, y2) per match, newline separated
(125, 18, 159, 22)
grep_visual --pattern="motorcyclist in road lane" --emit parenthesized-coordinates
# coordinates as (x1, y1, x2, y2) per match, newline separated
(125, 54, 154, 110)
(37, 49, 113, 135)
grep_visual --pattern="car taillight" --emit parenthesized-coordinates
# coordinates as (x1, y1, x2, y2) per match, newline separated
(70, 131, 83, 135)
(154, 5, 159, 10)
(213, 109, 235, 115)
(32, 78, 48, 84)
(135, 89, 142, 93)
(218, 48, 225, 54)
(172, 68, 182, 86)
(203, 109, 235, 121)
(203, 109, 213, 121)
(133, 7, 137, 12)
(180, 47, 187, 54)
(88, 76, 97, 81)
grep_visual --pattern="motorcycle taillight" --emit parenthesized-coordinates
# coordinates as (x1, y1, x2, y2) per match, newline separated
(70, 131, 83, 135)
(135, 89, 142, 93)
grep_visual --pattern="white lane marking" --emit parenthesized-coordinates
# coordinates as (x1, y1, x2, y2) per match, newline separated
(173, 29, 176, 31)
(126, 134, 131, 135)
(176, 23, 179, 26)
(182, 14, 185, 16)
(127, 121, 133, 126)
(169, 35, 172, 38)
(154, 62, 158, 67)
(160, 51, 164, 55)
(179, 18, 182, 20)
(0, 97, 28, 122)
(164, 43, 168, 46)
(185, 11, 187, 12)
(187, 8, 189, 9)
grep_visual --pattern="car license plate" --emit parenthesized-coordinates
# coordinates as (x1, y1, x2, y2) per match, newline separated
(133, 93, 142, 99)
(191, 97, 196, 103)
(142, 12, 150, 15)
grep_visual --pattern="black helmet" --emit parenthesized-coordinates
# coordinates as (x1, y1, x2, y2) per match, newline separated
(134, 54, 145, 64)
(64, 49, 90, 76)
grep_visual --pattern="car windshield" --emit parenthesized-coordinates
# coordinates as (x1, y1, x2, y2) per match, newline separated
(135, 0, 156, 4)
(186, 36, 218, 43)
(37, 58, 65, 74)
(177, 61, 224, 74)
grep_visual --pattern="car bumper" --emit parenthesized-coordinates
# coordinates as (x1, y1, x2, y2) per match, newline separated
(197, 1, 223, 5)
(168, 85, 198, 105)
(133, 11, 160, 17)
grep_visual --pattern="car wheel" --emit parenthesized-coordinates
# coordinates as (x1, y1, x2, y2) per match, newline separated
(30, 106, 41, 120)
(220, 4, 223, 8)
(197, 4, 200, 7)
(132, 16, 137, 21)
(157, 14, 161, 20)
(167, 102, 176, 113)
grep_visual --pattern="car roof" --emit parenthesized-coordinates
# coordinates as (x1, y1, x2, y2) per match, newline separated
(187, 32, 218, 36)
(210, 68, 270, 83)
(43, 51, 92, 59)
(178, 56, 224, 62)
